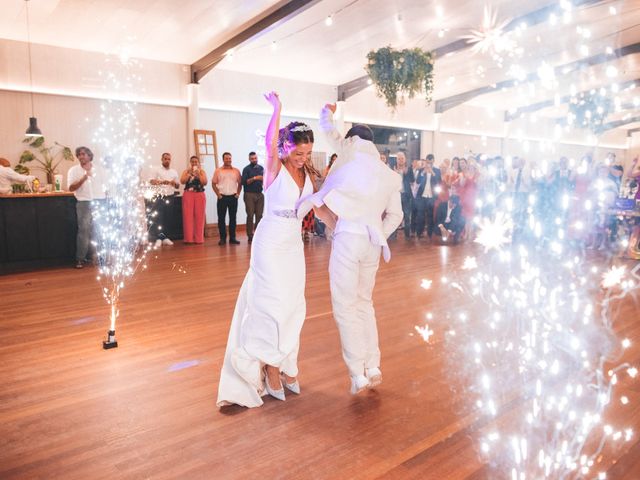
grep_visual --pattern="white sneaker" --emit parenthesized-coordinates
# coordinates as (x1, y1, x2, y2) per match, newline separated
(350, 374, 370, 395)
(162, 238, 174, 246)
(365, 368, 382, 388)
(154, 239, 162, 249)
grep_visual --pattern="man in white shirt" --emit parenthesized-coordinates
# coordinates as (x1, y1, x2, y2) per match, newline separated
(149, 152, 180, 248)
(68, 146, 101, 269)
(150, 152, 180, 196)
(298, 104, 403, 395)
(416, 154, 442, 240)
(212, 152, 242, 245)
(0, 158, 34, 194)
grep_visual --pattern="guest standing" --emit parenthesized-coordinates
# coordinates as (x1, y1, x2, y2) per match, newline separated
(149, 152, 180, 248)
(416, 154, 441, 240)
(241, 151, 264, 244)
(409, 158, 423, 237)
(212, 152, 242, 245)
(68, 146, 101, 269)
(630, 157, 640, 201)
(455, 159, 479, 239)
(323, 153, 337, 178)
(395, 152, 413, 239)
(180, 155, 207, 244)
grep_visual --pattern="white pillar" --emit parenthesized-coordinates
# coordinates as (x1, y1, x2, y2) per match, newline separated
(187, 83, 200, 162)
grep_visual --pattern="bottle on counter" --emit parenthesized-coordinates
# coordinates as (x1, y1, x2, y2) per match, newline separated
(32, 178, 40, 192)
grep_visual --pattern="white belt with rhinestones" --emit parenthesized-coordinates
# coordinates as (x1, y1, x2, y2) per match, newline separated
(272, 209, 297, 219)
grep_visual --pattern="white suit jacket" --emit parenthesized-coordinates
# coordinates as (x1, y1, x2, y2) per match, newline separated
(297, 107, 403, 262)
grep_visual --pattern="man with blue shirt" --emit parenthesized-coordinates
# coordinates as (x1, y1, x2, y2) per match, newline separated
(241, 151, 264, 244)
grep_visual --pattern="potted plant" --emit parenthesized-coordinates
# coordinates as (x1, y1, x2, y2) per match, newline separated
(11, 163, 30, 193)
(365, 46, 435, 110)
(19, 136, 73, 186)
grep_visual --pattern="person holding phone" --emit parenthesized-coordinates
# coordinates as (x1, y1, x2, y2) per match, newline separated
(180, 155, 207, 244)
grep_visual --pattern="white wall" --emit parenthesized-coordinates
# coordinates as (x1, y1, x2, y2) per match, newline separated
(0, 38, 189, 185)
(0, 90, 188, 186)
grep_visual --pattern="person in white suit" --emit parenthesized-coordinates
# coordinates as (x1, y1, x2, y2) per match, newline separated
(298, 103, 403, 395)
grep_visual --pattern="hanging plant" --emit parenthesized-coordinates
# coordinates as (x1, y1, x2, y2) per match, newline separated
(365, 46, 435, 110)
(567, 92, 612, 133)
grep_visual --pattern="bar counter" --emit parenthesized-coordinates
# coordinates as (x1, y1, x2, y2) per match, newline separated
(1, 193, 184, 273)
(0, 192, 77, 273)
(0, 192, 75, 199)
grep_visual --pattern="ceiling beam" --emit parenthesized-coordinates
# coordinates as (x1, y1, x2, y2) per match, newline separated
(627, 127, 640, 136)
(190, 0, 322, 83)
(336, 0, 603, 101)
(598, 116, 640, 134)
(505, 77, 640, 121)
(551, 102, 638, 127)
(435, 42, 640, 113)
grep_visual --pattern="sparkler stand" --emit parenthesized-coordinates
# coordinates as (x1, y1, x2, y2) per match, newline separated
(103, 329, 118, 349)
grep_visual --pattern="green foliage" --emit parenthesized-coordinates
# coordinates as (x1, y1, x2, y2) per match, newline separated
(19, 137, 73, 183)
(365, 46, 435, 110)
(568, 93, 613, 134)
(13, 164, 30, 175)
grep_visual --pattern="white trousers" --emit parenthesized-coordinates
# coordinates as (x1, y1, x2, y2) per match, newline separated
(329, 232, 381, 377)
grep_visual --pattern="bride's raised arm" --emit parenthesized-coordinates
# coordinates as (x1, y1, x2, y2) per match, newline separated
(264, 91, 282, 189)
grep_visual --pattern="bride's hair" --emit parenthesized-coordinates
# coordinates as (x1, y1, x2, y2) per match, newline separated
(278, 121, 314, 153)
(278, 121, 321, 178)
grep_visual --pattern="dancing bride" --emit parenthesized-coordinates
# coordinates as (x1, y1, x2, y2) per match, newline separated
(217, 92, 319, 408)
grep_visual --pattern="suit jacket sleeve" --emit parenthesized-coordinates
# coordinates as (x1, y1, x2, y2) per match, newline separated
(319, 106, 346, 159)
(241, 166, 249, 187)
(382, 175, 403, 238)
(415, 172, 426, 198)
(451, 205, 463, 223)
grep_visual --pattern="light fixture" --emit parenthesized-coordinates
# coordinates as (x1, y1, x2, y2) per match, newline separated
(325, 15, 333, 26)
(24, 0, 42, 137)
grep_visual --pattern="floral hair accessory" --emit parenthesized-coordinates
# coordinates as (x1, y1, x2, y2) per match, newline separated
(290, 124, 312, 133)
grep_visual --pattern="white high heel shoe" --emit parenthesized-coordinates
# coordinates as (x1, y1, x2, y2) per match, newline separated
(264, 368, 285, 401)
(281, 374, 300, 395)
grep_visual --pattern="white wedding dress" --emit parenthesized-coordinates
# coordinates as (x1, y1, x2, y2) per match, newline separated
(217, 167, 313, 408)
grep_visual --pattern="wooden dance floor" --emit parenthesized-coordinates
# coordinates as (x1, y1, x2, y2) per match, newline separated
(1, 236, 639, 479)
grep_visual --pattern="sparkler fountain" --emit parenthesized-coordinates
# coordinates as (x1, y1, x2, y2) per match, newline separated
(90, 57, 154, 349)
(415, 2, 638, 477)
